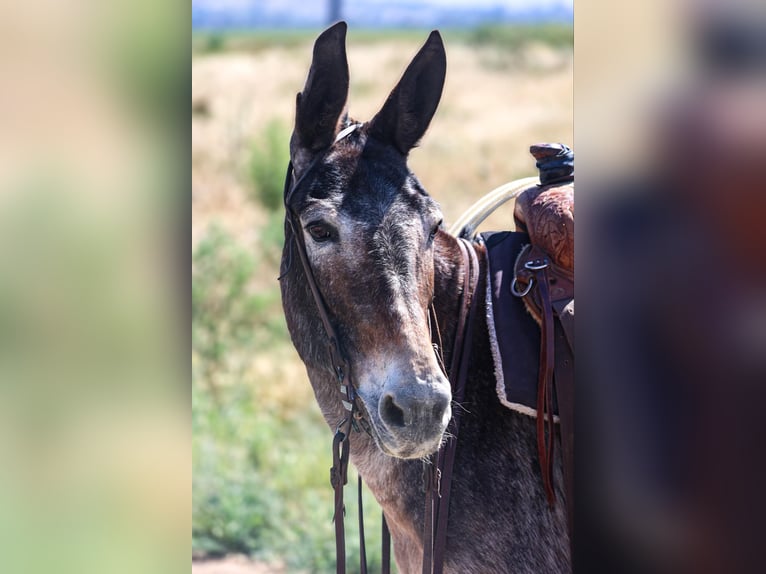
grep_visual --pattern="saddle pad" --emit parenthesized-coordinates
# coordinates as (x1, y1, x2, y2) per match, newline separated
(478, 231, 559, 419)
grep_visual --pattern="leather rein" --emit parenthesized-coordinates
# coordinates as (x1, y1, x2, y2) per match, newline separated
(281, 126, 480, 574)
(423, 236, 480, 574)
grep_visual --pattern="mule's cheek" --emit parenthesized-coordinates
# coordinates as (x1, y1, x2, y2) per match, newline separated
(305, 245, 367, 313)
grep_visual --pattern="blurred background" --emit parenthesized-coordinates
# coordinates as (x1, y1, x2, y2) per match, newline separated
(0, 1, 186, 574)
(1, 0, 762, 573)
(578, 1, 766, 573)
(191, 1, 572, 572)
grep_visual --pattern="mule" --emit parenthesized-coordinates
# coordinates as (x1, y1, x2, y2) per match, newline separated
(280, 22, 570, 573)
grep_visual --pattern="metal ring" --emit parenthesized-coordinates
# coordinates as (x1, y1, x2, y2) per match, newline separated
(524, 258, 549, 271)
(511, 276, 534, 297)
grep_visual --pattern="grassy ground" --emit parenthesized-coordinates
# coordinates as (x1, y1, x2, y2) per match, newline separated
(192, 25, 572, 572)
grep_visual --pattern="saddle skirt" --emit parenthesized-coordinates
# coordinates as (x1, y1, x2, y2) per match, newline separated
(479, 231, 559, 420)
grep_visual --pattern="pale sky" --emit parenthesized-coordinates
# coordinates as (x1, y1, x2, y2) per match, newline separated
(194, 0, 573, 11)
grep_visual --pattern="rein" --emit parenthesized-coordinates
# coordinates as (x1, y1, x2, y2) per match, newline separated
(281, 125, 480, 574)
(423, 236, 480, 574)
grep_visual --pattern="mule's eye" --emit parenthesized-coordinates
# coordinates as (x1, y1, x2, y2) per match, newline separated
(306, 222, 334, 243)
(428, 219, 443, 243)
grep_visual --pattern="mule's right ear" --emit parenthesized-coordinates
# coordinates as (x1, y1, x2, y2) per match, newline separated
(291, 21, 349, 173)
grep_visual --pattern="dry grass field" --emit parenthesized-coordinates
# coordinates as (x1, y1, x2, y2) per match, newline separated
(192, 30, 572, 250)
(192, 27, 572, 572)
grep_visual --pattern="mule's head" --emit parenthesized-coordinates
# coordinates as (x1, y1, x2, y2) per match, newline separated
(284, 22, 450, 459)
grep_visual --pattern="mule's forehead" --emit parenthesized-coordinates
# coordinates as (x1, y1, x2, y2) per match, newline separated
(297, 144, 440, 227)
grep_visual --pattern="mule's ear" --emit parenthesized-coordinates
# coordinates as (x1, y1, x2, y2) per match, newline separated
(368, 31, 446, 155)
(292, 21, 349, 169)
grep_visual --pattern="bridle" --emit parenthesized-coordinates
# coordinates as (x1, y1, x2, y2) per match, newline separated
(281, 124, 480, 574)
(281, 124, 380, 574)
(281, 125, 365, 420)
(281, 128, 367, 574)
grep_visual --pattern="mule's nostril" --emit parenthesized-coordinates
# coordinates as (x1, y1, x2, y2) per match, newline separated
(381, 394, 406, 428)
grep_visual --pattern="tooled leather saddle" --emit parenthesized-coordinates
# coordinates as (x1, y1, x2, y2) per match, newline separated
(480, 143, 574, 553)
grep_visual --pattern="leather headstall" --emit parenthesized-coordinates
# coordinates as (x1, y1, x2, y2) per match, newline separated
(281, 133, 370, 574)
(281, 124, 482, 574)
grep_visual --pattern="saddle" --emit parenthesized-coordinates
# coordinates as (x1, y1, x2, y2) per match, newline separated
(481, 143, 575, 551)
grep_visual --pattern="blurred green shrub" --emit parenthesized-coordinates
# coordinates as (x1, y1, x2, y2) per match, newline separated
(466, 24, 573, 72)
(192, 382, 279, 556)
(247, 119, 290, 213)
(192, 380, 393, 571)
(204, 33, 226, 54)
(245, 120, 290, 265)
(192, 225, 286, 392)
(468, 23, 574, 51)
(260, 212, 285, 266)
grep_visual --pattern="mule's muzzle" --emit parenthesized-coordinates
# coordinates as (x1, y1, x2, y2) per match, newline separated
(377, 378, 452, 458)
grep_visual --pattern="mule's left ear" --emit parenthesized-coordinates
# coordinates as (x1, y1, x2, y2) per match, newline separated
(368, 31, 446, 155)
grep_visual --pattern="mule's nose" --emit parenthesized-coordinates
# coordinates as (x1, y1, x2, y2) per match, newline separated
(379, 379, 451, 434)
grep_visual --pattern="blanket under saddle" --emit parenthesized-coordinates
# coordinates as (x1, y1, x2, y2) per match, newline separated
(479, 230, 560, 419)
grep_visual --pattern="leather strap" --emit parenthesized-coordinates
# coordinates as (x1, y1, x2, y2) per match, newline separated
(284, 160, 363, 574)
(422, 463, 436, 574)
(554, 299, 574, 352)
(358, 476, 368, 574)
(513, 242, 575, 556)
(381, 514, 391, 574)
(283, 162, 358, 413)
(554, 319, 574, 555)
(432, 239, 479, 574)
(534, 261, 557, 506)
(512, 244, 573, 326)
(331, 422, 352, 574)
(424, 238, 480, 574)
(288, 207, 355, 407)
(330, 426, 382, 574)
